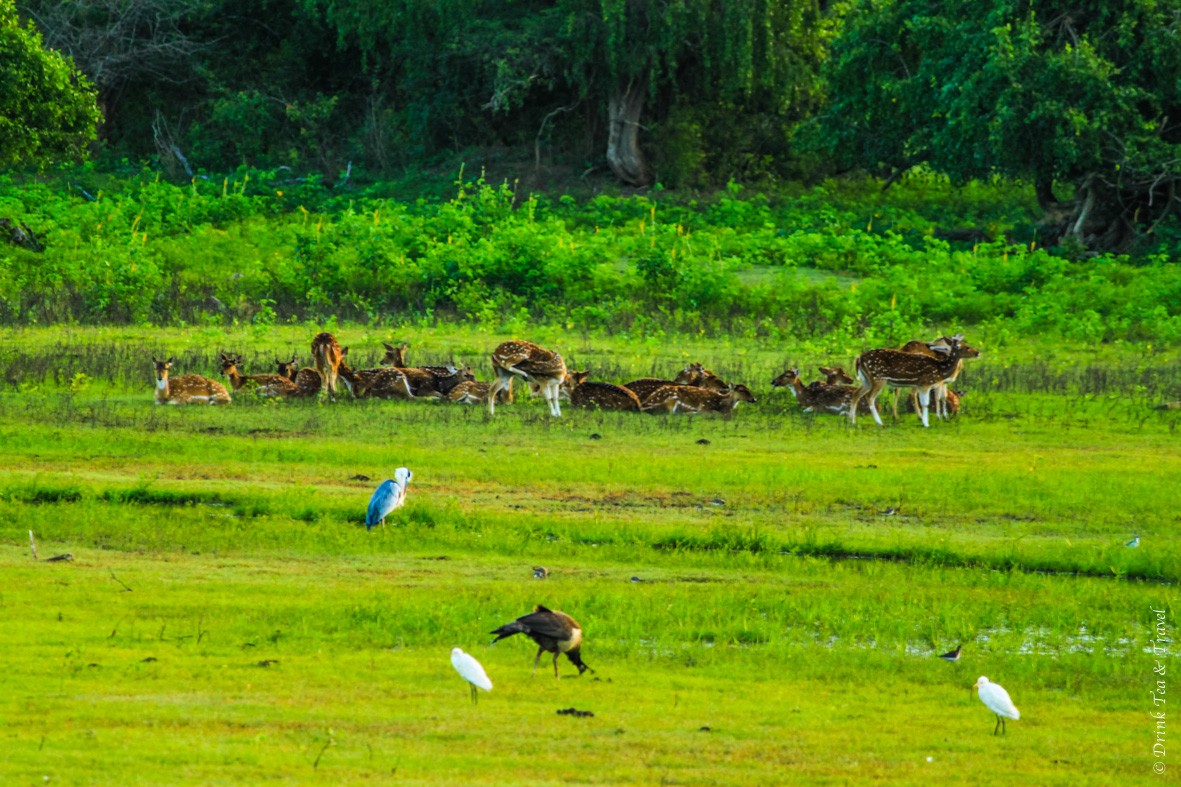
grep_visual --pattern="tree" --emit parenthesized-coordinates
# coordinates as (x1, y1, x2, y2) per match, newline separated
(815, 0, 1181, 251)
(306, 0, 830, 185)
(0, 0, 101, 167)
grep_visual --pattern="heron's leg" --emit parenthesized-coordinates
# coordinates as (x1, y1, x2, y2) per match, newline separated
(1000, 717, 1006, 736)
(533, 648, 543, 674)
(994, 715, 1001, 736)
(470, 684, 478, 705)
(553, 653, 560, 678)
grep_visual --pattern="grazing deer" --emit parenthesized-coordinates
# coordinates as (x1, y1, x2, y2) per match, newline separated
(488, 340, 568, 416)
(275, 356, 322, 397)
(673, 362, 730, 392)
(310, 332, 344, 399)
(152, 357, 231, 405)
(850, 334, 980, 427)
(570, 380, 642, 412)
(623, 378, 679, 404)
(771, 368, 868, 415)
(642, 383, 756, 414)
(219, 353, 300, 398)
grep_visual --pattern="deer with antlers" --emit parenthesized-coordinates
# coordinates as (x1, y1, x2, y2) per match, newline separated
(152, 357, 231, 405)
(890, 338, 967, 420)
(487, 340, 569, 416)
(310, 332, 345, 399)
(219, 353, 300, 398)
(849, 334, 980, 427)
(642, 383, 756, 414)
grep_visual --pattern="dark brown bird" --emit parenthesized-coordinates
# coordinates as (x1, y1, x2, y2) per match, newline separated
(490, 605, 592, 677)
(939, 644, 963, 662)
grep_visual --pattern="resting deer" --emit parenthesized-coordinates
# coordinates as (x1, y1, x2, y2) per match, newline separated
(772, 368, 868, 415)
(814, 366, 855, 387)
(642, 383, 756, 414)
(219, 353, 300, 398)
(310, 332, 344, 399)
(488, 340, 568, 416)
(623, 378, 679, 404)
(380, 342, 409, 368)
(153, 357, 231, 405)
(673, 363, 730, 392)
(569, 379, 641, 411)
(850, 334, 980, 427)
(448, 380, 510, 405)
(275, 356, 322, 397)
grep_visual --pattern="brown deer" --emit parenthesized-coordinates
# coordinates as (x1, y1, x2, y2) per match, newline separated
(771, 368, 868, 415)
(310, 332, 344, 399)
(623, 377, 679, 404)
(901, 388, 964, 417)
(569, 380, 642, 411)
(275, 356, 322, 397)
(219, 353, 300, 398)
(152, 357, 231, 405)
(814, 366, 855, 387)
(642, 383, 756, 414)
(892, 338, 964, 420)
(448, 380, 510, 405)
(488, 340, 568, 416)
(380, 342, 409, 367)
(850, 334, 980, 427)
(673, 362, 730, 392)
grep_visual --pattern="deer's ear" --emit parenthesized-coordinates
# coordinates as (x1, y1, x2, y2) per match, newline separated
(929, 343, 952, 356)
(383, 342, 393, 351)
(342, 346, 350, 357)
(168, 357, 174, 364)
(951, 333, 964, 342)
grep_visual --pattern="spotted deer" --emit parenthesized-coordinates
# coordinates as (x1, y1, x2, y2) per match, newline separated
(310, 332, 345, 399)
(849, 334, 980, 427)
(219, 353, 300, 398)
(642, 383, 756, 414)
(380, 342, 409, 368)
(488, 340, 568, 416)
(771, 368, 867, 415)
(673, 363, 729, 392)
(152, 357, 231, 405)
(569, 379, 642, 411)
(813, 366, 855, 387)
(622, 378, 678, 404)
(448, 380, 510, 405)
(275, 356, 322, 397)
(892, 338, 962, 420)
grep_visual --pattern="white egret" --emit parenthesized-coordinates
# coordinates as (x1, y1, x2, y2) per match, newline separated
(450, 647, 492, 704)
(973, 676, 1020, 735)
(365, 467, 412, 530)
(490, 605, 593, 677)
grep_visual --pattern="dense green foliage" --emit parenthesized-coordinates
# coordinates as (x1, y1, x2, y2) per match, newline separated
(816, 0, 1181, 249)
(0, 0, 100, 167)
(2, 170, 1180, 344)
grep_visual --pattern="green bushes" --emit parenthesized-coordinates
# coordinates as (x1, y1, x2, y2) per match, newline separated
(1, 168, 1179, 344)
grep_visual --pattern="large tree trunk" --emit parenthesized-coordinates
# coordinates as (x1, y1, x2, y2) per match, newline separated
(606, 79, 652, 187)
(1038, 173, 1180, 252)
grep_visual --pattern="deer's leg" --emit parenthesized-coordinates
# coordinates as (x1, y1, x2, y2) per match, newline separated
(935, 383, 948, 419)
(917, 387, 931, 427)
(546, 379, 562, 416)
(849, 379, 871, 425)
(865, 380, 887, 426)
(487, 369, 512, 415)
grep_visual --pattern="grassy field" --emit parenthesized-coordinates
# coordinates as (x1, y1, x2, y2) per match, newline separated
(1, 325, 1178, 784)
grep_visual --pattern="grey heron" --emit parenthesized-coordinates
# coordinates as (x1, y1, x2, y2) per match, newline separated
(366, 467, 412, 530)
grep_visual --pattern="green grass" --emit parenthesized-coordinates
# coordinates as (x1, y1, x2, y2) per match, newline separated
(0, 325, 1177, 784)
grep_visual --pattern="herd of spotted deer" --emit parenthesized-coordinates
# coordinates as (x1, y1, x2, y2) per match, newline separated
(152, 331, 979, 426)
